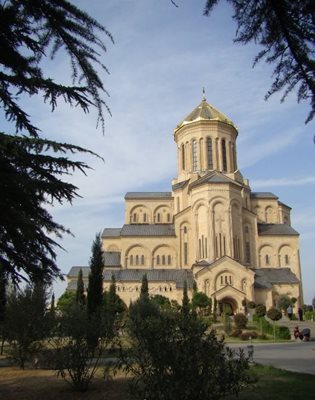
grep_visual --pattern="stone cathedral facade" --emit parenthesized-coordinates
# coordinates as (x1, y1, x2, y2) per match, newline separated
(67, 96, 303, 313)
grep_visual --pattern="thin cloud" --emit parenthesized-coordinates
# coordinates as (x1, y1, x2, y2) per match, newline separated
(251, 176, 315, 188)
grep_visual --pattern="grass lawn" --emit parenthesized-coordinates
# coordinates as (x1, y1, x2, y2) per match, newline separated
(227, 364, 315, 400)
(0, 364, 314, 400)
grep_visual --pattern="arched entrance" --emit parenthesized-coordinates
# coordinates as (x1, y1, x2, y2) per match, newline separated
(218, 296, 238, 315)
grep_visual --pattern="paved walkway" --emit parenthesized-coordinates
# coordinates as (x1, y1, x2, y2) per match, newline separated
(229, 341, 315, 375)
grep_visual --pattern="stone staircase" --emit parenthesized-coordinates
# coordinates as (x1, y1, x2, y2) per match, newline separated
(273, 318, 315, 339)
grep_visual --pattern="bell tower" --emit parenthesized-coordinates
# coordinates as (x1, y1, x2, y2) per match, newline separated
(173, 93, 238, 182)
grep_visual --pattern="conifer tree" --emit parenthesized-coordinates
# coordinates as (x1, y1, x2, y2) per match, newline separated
(87, 233, 104, 316)
(140, 274, 149, 300)
(181, 280, 190, 317)
(204, 0, 315, 124)
(0, 0, 113, 284)
(76, 269, 85, 307)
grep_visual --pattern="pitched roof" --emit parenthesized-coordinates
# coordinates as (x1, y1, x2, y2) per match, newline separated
(258, 223, 299, 236)
(172, 179, 189, 191)
(250, 192, 278, 200)
(103, 268, 194, 289)
(189, 171, 242, 189)
(120, 224, 176, 237)
(104, 251, 121, 267)
(125, 192, 172, 199)
(102, 228, 121, 237)
(102, 224, 176, 238)
(67, 266, 89, 279)
(254, 268, 299, 289)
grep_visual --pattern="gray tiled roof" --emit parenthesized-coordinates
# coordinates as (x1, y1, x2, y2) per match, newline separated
(102, 224, 176, 238)
(103, 268, 194, 289)
(172, 179, 189, 191)
(102, 228, 121, 237)
(104, 251, 121, 267)
(254, 268, 299, 289)
(125, 192, 172, 199)
(67, 266, 89, 278)
(190, 172, 242, 189)
(250, 192, 278, 199)
(121, 224, 176, 236)
(278, 201, 292, 210)
(258, 223, 299, 236)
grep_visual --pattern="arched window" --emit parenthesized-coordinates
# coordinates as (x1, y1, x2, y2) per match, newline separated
(156, 255, 160, 265)
(157, 213, 161, 223)
(183, 226, 187, 234)
(222, 139, 227, 171)
(162, 255, 166, 265)
(133, 213, 137, 223)
(141, 255, 145, 265)
(265, 254, 270, 265)
(135, 255, 139, 265)
(207, 137, 213, 169)
(167, 213, 171, 222)
(181, 143, 185, 170)
(192, 139, 198, 171)
(285, 254, 289, 265)
(130, 255, 133, 266)
(143, 213, 147, 223)
(167, 255, 171, 265)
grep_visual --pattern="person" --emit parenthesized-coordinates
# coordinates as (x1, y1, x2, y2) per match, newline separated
(298, 307, 303, 321)
(293, 326, 300, 340)
(287, 305, 293, 320)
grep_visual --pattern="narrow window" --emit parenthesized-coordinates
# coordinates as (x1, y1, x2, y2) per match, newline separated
(143, 213, 147, 223)
(184, 242, 188, 265)
(205, 237, 208, 258)
(162, 255, 166, 265)
(202, 235, 205, 258)
(285, 254, 289, 265)
(157, 213, 161, 223)
(130, 255, 133, 266)
(199, 238, 202, 259)
(245, 241, 251, 264)
(265, 254, 270, 265)
(167, 213, 171, 222)
(192, 139, 198, 171)
(136, 255, 139, 265)
(141, 255, 144, 265)
(167, 255, 171, 265)
(181, 143, 185, 170)
(207, 137, 213, 169)
(223, 236, 226, 255)
(229, 276, 232, 284)
(220, 276, 223, 285)
(183, 226, 187, 234)
(157, 255, 160, 265)
(225, 276, 228, 284)
(133, 213, 137, 223)
(219, 233, 222, 257)
(222, 139, 227, 171)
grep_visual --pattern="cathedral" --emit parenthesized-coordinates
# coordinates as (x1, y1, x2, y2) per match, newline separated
(67, 95, 303, 313)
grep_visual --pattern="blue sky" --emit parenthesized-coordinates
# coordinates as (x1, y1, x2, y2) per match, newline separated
(4, 1, 315, 302)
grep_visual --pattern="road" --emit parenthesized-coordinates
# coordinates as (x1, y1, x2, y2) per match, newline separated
(228, 341, 315, 375)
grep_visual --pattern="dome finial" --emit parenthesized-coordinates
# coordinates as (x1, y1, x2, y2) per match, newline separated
(202, 87, 206, 101)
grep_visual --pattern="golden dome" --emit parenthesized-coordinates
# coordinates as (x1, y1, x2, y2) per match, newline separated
(175, 97, 237, 132)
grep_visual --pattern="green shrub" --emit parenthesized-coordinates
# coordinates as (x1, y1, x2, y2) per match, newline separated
(231, 329, 242, 337)
(276, 326, 290, 340)
(240, 331, 258, 341)
(255, 304, 266, 318)
(257, 333, 268, 340)
(247, 301, 256, 309)
(267, 307, 282, 321)
(234, 313, 248, 329)
(304, 311, 315, 321)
